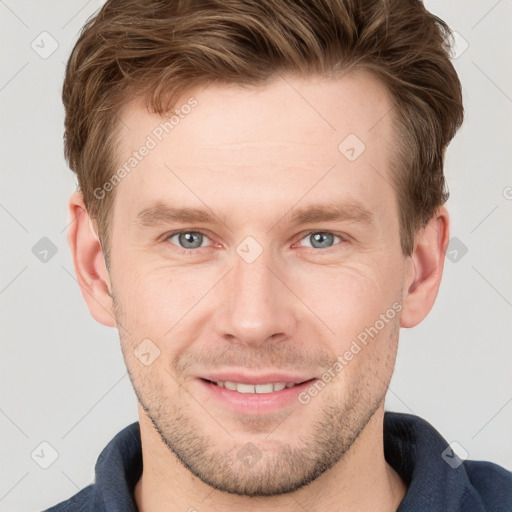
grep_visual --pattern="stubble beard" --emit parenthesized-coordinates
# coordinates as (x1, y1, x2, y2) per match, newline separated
(114, 293, 398, 497)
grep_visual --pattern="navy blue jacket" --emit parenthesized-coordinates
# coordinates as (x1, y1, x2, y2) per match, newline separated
(43, 412, 512, 511)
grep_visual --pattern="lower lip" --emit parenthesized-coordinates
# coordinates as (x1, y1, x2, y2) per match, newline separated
(198, 378, 318, 414)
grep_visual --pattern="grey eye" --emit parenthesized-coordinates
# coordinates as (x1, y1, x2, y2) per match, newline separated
(302, 232, 339, 249)
(170, 232, 205, 249)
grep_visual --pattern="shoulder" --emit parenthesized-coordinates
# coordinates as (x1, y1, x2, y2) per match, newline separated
(42, 485, 93, 512)
(463, 459, 512, 509)
(384, 412, 512, 511)
(41, 422, 141, 512)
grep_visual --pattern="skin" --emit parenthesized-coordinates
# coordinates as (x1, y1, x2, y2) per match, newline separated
(68, 69, 449, 511)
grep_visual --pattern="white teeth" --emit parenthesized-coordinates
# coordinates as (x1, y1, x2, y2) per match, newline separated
(255, 384, 274, 394)
(215, 381, 298, 393)
(237, 383, 256, 394)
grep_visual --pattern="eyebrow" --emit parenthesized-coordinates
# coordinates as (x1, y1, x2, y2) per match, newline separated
(137, 204, 218, 226)
(284, 203, 374, 226)
(136, 202, 374, 229)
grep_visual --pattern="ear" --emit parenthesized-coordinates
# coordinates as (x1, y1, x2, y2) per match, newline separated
(400, 206, 450, 328)
(67, 191, 116, 327)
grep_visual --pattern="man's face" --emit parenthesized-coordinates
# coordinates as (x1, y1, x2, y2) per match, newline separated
(107, 70, 408, 495)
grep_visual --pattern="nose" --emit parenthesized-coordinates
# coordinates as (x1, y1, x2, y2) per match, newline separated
(213, 248, 299, 348)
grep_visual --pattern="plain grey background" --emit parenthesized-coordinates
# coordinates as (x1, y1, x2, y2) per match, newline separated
(1, 1, 511, 510)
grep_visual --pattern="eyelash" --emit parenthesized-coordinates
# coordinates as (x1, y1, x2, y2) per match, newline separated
(164, 229, 346, 255)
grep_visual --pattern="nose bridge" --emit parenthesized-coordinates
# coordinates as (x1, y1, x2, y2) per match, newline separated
(215, 243, 297, 345)
(232, 252, 274, 314)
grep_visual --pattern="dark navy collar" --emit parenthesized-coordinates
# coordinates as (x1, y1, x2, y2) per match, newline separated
(45, 412, 512, 511)
(385, 413, 476, 511)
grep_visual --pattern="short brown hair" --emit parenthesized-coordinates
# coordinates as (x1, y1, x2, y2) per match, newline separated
(62, 0, 463, 259)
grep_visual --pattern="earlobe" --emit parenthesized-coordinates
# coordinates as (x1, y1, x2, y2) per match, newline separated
(67, 192, 116, 327)
(400, 207, 450, 328)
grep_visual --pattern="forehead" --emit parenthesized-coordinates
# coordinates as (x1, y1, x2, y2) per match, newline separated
(112, 69, 396, 227)
(119, 68, 393, 151)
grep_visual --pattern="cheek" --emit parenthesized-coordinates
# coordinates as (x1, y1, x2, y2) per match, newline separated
(290, 258, 401, 346)
(112, 260, 210, 335)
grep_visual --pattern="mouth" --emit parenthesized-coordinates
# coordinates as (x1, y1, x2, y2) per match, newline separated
(197, 376, 318, 414)
(202, 379, 314, 395)
(201, 378, 314, 394)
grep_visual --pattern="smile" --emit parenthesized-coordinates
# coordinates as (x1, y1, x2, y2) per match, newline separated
(210, 381, 301, 393)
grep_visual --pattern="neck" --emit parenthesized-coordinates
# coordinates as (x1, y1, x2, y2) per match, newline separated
(134, 405, 406, 512)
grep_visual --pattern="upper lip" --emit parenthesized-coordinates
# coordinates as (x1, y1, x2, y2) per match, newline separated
(199, 372, 316, 385)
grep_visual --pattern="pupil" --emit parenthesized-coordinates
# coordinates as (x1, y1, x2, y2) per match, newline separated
(311, 232, 333, 249)
(180, 232, 202, 248)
